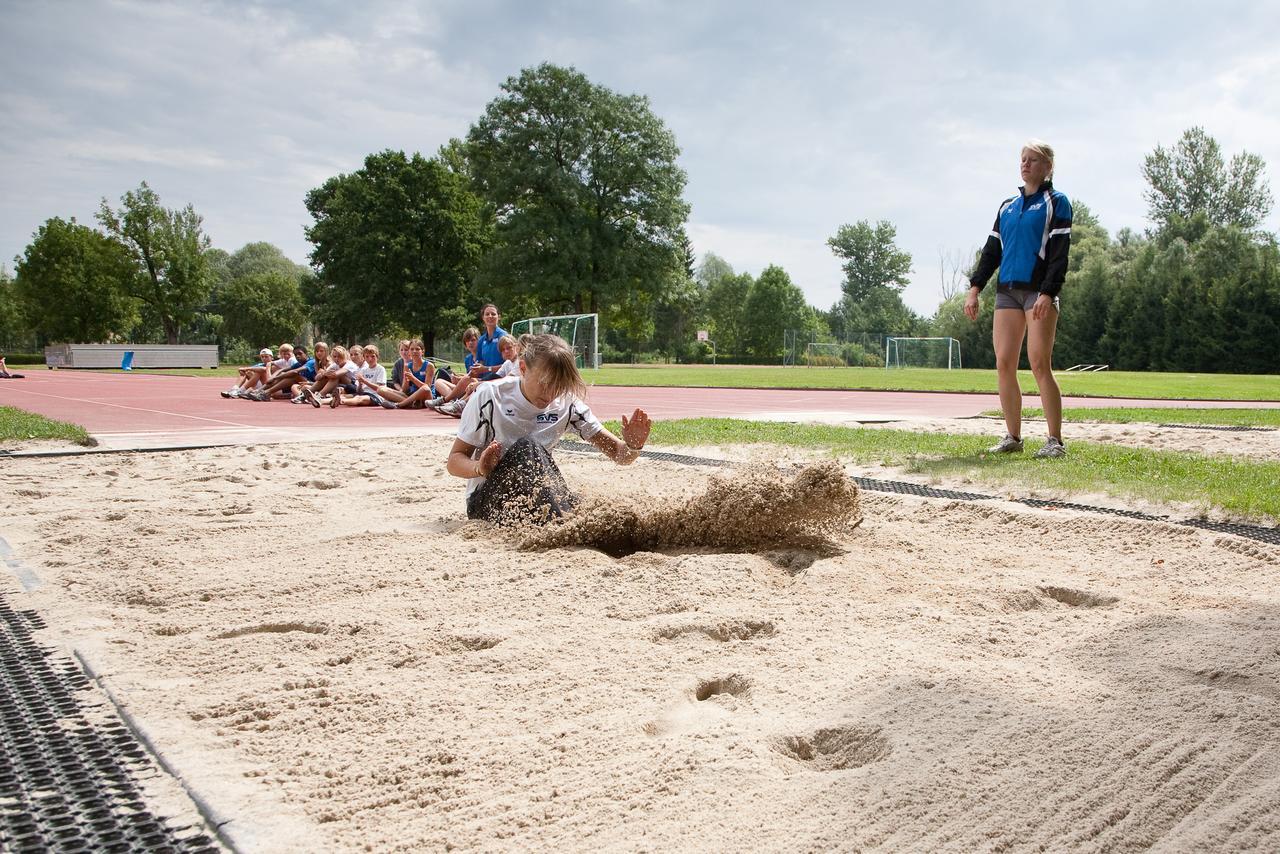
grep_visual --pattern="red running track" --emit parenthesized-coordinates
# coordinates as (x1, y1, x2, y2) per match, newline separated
(0, 370, 1260, 450)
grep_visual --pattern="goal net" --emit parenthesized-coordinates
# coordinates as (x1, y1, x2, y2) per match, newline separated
(804, 342, 848, 367)
(509, 313, 599, 369)
(884, 337, 962, 369)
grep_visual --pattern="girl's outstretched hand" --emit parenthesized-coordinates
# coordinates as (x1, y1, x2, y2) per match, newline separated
(478, 441, 503, 477)
(621, 409, 651, 450)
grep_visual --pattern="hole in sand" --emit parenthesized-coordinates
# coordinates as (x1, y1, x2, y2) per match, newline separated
(1038, 586, 1119, 608)
(445, 635, 502, 652)
(695, 674, 751, 701)
(655, 620, 777, 643)
(774, 724, 891, 771)
(214, 622, 328, 640)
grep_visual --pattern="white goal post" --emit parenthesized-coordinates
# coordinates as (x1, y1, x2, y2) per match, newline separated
(509, 313, 600, 369)
(884, 337, 963, 369)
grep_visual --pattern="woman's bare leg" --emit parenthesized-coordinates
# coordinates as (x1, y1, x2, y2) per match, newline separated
(1026, 306, 1062, 440)
(992, 309, 1027, 440)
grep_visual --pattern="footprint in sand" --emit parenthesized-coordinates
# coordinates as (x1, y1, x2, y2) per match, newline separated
(1038, 585, 1120, 608)
(772, 723, 892, 771)
(643, 675, 753, 737)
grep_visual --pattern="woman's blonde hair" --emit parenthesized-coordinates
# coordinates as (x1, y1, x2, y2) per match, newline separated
(519, 334, 586, 399)
(1023, 138, 1055, 179)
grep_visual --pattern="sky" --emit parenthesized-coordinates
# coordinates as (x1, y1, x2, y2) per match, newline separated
(4, 0, 1280, 316)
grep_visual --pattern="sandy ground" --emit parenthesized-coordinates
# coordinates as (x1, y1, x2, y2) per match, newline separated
(2, 433, 1279, 852)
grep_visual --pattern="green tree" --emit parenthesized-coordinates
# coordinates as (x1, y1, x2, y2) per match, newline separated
(696, 252, 734, 288)
(305, 150, 491, 353)
(466, 62, 690, 319)
(1142, 126, 1273, 234)
(97, 182, 212, 344)
(828, 220, 913, 303)
(228, 242, 308, 282)
(219, 271, 308, 347)
(0, 266, 26, 348)
(704, 271, 753, 356)
(741, 265, 815, 359)
(13, 218, 140, 344)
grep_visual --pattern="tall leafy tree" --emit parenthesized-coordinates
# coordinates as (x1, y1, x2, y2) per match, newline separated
(228, 241, 308, 282)
(704, 271, 753, 356)
(219, 271, 308, 347)
(0, 266, 25, 348)
(97, 182, 212, 344)
(828, 219, 913, 303)
(696, 252, 734, 288)
(741, 265, 815, 359)
(466, 62, 690, 318)
(14, 218, 139, 344)
(305, 150, 491, 353)
(1142, 127, 1273, 234)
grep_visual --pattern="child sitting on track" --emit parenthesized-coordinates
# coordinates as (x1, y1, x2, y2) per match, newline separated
(446, 333, 650, 525)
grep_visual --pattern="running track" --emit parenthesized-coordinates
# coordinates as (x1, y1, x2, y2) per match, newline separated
(0, 370, 1265, 451)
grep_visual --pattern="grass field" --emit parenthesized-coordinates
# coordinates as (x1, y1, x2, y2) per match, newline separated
(583, 365, 1280, 400)
(16, 361, 1278, 401)
(0, 406, 94, 446)
(988, 407, 1280, 427)
(604, 418, 1280, 523)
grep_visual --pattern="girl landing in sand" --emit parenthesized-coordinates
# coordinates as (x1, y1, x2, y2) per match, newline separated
(447, 333, 651, 525)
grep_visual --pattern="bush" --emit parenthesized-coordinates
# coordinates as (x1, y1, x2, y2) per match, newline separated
(0, 352, 44, 365)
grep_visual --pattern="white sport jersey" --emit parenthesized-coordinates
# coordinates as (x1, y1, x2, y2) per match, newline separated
(456, 376, 604, 498)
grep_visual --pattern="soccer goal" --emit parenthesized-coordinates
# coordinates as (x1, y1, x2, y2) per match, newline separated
(509, 313, 600, 369)
(803, 342, 847, 367)
(884, 337, 962, 369)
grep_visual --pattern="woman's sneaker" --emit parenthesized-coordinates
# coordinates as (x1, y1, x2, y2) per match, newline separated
(988, 434, 1024, 453)
(1034, 437, 1067, 459)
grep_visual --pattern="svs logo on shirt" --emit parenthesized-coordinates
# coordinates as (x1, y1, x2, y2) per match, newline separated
(536, 413, 560, 423)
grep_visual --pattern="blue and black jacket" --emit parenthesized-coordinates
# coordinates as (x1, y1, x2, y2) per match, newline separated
(970, 181, 1072, 298)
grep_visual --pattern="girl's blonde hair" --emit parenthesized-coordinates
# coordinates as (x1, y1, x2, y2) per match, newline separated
(519, 334, 586, 399)
(331, 345, 348, 361)
(1023, 138, 1055, 179)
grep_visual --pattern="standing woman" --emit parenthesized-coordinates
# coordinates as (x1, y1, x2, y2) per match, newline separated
(474, 304, 508, 381)
(965, 139, 1072, 459)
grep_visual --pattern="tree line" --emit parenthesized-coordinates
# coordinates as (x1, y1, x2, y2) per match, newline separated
(3, 61, 1276, 375)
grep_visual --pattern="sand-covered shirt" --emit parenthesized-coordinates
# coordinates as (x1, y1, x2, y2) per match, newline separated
(456, 376, 604, 499)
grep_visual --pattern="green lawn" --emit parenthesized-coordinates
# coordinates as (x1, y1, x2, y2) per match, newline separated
(582, 364, 1280, 400)
(603, 418, 1280, 524)
(987, 407, 1280, 427)
(0, 406, 94, 446)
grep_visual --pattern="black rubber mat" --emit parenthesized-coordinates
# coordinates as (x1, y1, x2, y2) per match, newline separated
(0, 595, 220, 853)
(558, 441, 1280, 547)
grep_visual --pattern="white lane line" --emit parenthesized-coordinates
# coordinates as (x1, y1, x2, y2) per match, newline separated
(0, 386, 255, 429)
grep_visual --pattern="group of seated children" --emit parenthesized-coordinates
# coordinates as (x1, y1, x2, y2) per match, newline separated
(219, 327, 523, 418)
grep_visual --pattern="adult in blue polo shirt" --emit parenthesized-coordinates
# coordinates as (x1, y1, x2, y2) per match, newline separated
(473, 303, 508, 381)
(966, 138, 1072, 460)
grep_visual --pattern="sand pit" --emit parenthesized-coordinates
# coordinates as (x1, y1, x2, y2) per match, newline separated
(2, 436, 1279, 851)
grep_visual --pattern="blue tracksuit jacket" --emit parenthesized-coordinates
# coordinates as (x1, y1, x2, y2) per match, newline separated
(970, 181, 1073, 298)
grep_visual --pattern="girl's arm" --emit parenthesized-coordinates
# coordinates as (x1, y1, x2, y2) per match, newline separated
(587, 409, 651, 465)
(447, 438, 502, 479)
